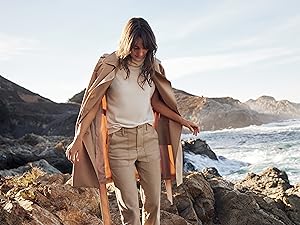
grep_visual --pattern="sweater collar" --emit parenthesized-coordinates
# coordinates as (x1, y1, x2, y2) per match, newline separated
(103, 51, 163, 76)
(128, 58, 144, 68)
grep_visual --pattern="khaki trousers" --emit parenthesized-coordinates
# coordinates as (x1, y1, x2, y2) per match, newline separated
(108, 123, 161, 225)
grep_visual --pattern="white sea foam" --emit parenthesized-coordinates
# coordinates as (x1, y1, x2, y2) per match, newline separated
(182, 119, 300, 184)
(184, 152, 249, 175)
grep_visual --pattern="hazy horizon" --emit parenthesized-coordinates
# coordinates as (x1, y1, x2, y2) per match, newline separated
(1, 1, 299, 103)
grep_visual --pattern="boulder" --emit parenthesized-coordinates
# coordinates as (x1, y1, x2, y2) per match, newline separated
(236, 167, 299, 225)
(0, 167, 104, 225)
(213, 187, 289, 225)
(0, 159, 61, 177)
(161, 172, 215, 225)
(183, 139, 218, 160)
(236, 167, 292, 197)
(284, 184, 300, 224)
(0, 134, 73, 173)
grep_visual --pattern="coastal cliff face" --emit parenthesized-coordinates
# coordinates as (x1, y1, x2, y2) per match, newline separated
(0, 75, 79, 138)
(246, 95, 300, 118)
(172, 89, 293, 131)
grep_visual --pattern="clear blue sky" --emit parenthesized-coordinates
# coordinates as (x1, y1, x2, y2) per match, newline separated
(1, 0, 300, 103)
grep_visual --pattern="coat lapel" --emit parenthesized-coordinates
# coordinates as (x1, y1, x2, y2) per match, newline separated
(78, 53, 118, 124)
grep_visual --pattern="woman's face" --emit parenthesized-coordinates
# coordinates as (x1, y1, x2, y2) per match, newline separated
(130, 37, 148, 62)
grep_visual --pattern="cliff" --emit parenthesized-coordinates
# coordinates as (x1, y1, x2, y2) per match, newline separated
(173, 89, 283, 131)
(246, 95, 300, 118)
(0, 75, 79, 138)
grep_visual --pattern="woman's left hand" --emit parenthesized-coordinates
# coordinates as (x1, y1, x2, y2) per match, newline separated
(181, 118, 200, 136)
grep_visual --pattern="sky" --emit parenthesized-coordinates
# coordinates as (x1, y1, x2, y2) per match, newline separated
(1, 0, 300, 103)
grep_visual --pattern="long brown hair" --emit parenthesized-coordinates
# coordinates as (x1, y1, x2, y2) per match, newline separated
(116, 17, 158, 88)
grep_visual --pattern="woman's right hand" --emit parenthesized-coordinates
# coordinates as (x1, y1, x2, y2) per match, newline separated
(65, 139, 82, 163)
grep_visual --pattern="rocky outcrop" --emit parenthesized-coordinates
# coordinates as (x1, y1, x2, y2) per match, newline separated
(246, 96, 300, 118)
(0, 134, 73, 173)
(0, 168, 103, 225)
(0, 159, 61, 177)
(173, 89, 280, 131)
(1, 165, 299, 225)
(205, 167, 300, 225)
(68, 89, 85, 104)
(182, 139, 218, 160)
(182, 139, 218, 171)
(235, 167, 300, 225)
(162, 172, 215, 225)
(0, 75, 79, 138)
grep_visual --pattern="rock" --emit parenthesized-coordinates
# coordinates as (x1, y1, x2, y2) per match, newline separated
(0, 75, 79, 138)
(202, 167, 221, 178)
(284, 184, 300, 225)
(185, 162, 196, 171)
(173, 89, 281, 131)
(183, 139, 219, 174)
(0, 140, 39, 170)
(0, 160, 300, 225)
(68, 89, 85, 104)
(172, 172, 215, 225)
(0, 134, 73, 173)
(236, 167, 292, 198)
(161, 210, 192, 225)
(250, 193, 295, 225)
(235, 167, 300, 225)
(18, 133, 48, 146)
(213, 187, 289, 225)
(183, 139, 218, 160)
(0, 159, 61, 177)
(204, 167, 300, 225)
(246, 96, 300, 118)
(0, 167, 103, 225)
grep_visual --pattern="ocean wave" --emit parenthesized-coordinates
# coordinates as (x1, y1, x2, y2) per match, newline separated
(184, 152, 249, 176)
(182, 119, 300, 184)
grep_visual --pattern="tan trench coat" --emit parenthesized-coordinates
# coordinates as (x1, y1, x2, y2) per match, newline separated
(69, 52, 183, 192)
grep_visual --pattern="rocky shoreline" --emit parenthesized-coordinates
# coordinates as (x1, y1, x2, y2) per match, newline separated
(1, 163, 299, 225)
(0, 134, 299, 225)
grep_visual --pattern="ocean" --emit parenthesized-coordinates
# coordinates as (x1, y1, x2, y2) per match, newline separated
(182, 119, 300, 185)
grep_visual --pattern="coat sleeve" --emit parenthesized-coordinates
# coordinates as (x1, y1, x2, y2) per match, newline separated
(74, 54, 106, 140)
(74, 54, 107, 135)
(155, 61, 181, 115)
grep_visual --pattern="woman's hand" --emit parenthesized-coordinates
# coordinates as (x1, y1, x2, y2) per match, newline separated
(181, 118, 200, 136)
(65, 139, 82, 163)
(151, 89, 200, 135)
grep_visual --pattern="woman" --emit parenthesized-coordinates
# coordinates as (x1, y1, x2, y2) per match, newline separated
(66, 17, 199, 225)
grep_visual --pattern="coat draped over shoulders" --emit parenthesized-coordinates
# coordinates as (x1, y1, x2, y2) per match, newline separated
(69, 52, 183, 189)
